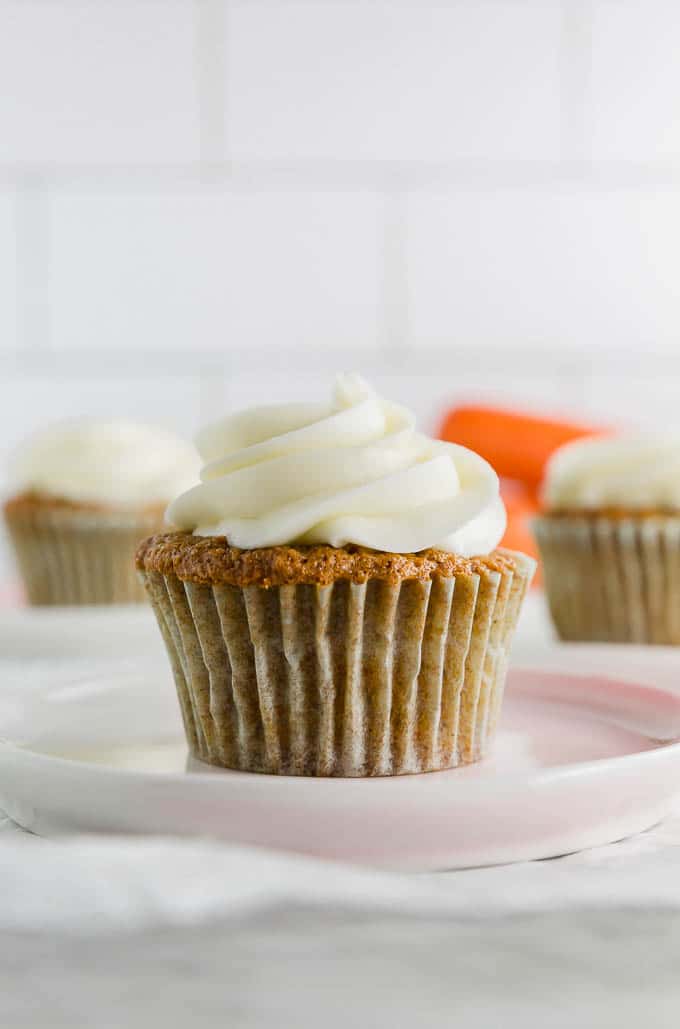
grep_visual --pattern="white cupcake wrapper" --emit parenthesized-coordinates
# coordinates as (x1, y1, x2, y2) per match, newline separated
(534, 515, 680, 644)
(139, 550, 535, 777)
(4, 505, 163, 606)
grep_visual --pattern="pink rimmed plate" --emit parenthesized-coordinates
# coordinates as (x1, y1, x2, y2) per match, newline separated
(1, 663, 680, 871)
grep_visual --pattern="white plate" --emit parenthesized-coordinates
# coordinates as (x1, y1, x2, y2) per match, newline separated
(1, 663, 680, 871)
(0, 604, 163, 660)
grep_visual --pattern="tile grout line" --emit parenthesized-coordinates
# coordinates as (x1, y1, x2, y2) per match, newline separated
(6, 162, 680, 193)
(4, 345, 675, 379)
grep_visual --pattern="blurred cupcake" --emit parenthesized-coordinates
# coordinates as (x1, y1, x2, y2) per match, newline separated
(137, 375, 535, 777)
(534, 434, 680, 643)
(3, 420, 199, 606)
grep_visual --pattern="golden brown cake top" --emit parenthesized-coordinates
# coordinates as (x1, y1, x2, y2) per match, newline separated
(136, 532, 521, 588)
(3, 490, 166, 517)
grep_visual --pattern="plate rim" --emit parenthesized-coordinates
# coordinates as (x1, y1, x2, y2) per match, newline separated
(2, 665, 680, 794)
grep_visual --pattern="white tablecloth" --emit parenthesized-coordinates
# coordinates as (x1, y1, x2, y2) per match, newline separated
(2, 596, 680, 1028)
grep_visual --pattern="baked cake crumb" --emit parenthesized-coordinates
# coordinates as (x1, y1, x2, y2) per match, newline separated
(136, 531, 519, 588)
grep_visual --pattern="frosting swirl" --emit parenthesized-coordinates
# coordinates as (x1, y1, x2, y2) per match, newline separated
(544, 434, 680, 510)
(12, 419, 200, 509)
(168, 374, 506, 556)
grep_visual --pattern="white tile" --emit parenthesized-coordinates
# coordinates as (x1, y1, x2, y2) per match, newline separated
(48, 189, 383, 353)
(0, 373, 202, 491)
(591, 0, 680, 161)
(0, 192, 17, 349)
(406, 187, 680, 353)
(582, 373, 680, 433)
(224, 1, 562, 161)
(0, 0, 200, 164)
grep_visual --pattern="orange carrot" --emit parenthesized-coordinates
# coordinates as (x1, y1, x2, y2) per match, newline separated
(439, 406, 606, 490)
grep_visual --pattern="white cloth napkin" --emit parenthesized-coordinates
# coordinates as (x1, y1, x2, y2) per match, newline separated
(1, 819, 680, 935)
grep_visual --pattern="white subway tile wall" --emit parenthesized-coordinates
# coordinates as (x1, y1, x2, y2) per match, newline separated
(0, 0, 200, 165)
(48, 189, 384, 352)
(224, 1, 563, 161)
(406, 186, 680, 352)
(591, 0, 680, 162)
(1, 0, 680, 511)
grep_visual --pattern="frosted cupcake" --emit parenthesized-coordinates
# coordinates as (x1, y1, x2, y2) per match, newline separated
(137, 375, 535, 777)
(534, 434, 680, 643)
(3, 420, 199, 606)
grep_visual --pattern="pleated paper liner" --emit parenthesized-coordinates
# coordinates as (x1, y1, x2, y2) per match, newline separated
(4, 504, 164, 606)
(140, 548, 535, 777)
(535, 514, 680, 644)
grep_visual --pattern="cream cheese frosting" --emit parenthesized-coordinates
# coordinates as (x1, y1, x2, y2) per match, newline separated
(12, 419, 200, 509)
(543, 434, 680, 510)
(168, 374, 507, 555)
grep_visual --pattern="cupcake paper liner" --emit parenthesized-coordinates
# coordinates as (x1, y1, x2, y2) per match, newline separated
(4, 505, 163, 606)
(534, 514, 680, 644)
(139, 550, 535, 777)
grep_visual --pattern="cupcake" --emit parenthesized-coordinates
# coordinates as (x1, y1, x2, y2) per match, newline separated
(3, 420, 199, 606)
(137, 375, 535, 777)
(534, 434, 680, 643)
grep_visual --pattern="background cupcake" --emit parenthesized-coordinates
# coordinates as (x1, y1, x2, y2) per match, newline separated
(534, 434, 680, 644)
(137, 374, 535, 777)
(3, 419, 199, 606)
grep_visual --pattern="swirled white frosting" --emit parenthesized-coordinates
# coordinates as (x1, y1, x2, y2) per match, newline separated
(12, 419, 200, 509)
(168, 374, 506, 555)
(544, 434, 680, 509)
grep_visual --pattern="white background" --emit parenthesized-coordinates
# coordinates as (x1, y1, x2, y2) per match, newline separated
(2, 0, 680, 485)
